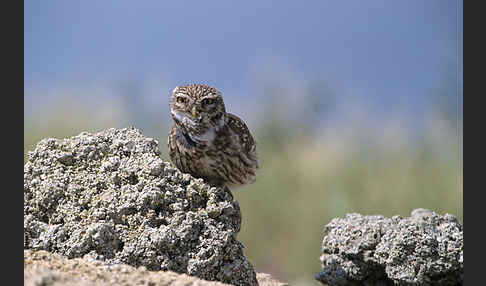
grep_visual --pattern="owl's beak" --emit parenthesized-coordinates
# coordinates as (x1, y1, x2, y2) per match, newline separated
(191, 106, 197, 118)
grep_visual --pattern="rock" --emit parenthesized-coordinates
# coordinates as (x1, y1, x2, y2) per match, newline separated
(315, 209, 463, 286)
(24, 250, 287, 286)
(24, 249, 231, 286)
(24, 127, 258, 286)
(255, 273, 289, 286)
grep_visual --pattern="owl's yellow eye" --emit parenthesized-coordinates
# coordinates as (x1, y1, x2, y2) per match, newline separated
(176, 97, 186, 104)
(202, 98, 215, 105)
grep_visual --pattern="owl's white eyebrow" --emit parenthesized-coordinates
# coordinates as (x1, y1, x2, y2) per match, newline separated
(202, 94, 219, 98)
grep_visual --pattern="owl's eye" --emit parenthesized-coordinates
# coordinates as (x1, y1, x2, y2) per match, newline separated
(176, 97, 186, 104)
(202, 98, 215, 106)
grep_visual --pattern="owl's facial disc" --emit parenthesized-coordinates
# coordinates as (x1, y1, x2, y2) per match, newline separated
(171, 109, 217, 142)
(171, 110, 196, 127)
(170, 85, 227, 143)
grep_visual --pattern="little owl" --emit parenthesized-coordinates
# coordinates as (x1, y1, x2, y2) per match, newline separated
(168, 84, 259, 190)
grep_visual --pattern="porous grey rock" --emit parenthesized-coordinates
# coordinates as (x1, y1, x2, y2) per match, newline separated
(315, 209, 463, 286)
(24, 250, 287, 286)
(24, 127, 258, 286)
(24, 249, 231, 286)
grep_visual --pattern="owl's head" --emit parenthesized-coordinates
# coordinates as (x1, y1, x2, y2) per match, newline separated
(169, 84, 227, 142)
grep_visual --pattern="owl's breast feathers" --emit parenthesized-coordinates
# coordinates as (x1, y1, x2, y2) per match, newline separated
(174, 126, 198, 149)
(168, 113, 259, 189)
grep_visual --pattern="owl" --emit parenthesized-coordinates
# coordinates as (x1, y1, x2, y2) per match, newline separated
(168, 84, 259, 190)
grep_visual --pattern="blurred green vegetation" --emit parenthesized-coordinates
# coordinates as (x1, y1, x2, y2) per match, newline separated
(24, 83, 462, 285)
(236, 121, 461, 285)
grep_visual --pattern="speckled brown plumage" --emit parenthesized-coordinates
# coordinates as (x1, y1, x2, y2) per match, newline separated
(168, 84, 259, 190)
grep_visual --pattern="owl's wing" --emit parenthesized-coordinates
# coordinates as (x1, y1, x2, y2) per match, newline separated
(226, 113, 257, 154)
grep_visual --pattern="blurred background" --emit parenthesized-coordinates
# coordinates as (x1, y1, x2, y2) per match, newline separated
(24, 0, 462, 284)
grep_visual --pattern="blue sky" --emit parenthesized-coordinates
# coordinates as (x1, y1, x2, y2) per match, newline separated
(24, 0, 461, 122)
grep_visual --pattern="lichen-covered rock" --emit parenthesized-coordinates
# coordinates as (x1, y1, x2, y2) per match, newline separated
(24, 249, 231, 286)
(315, 209, 463, 286)
(24, 250, 288, 286)
(24, 127, 258, 286)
